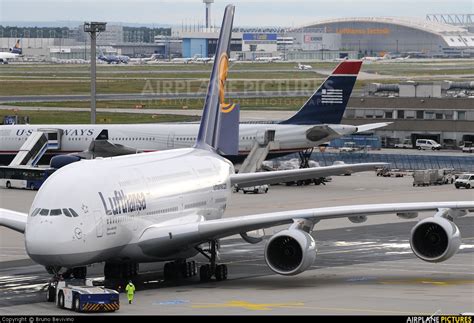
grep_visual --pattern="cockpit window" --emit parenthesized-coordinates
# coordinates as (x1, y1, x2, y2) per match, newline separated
(69, 209, 79, 217)
(39, 209, 49, 216)
(50, 209, 62, 216)
(62, 209, 72, 217)
(31, 208, 41, 217)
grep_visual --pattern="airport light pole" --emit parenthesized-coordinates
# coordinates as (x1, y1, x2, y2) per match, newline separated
(84, 22, 106, 124)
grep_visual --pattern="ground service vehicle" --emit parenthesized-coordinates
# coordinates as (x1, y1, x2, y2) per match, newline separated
(54, 279, 120, 312)
(415, 139, 441, 150)
(394, 139, 412, 149)
(454, 174, 474, 189)
(339, 141, 359, 152)
(462, 141, 474, 153)
(0, 166, 56, 190)
(242, 184, 269, 194)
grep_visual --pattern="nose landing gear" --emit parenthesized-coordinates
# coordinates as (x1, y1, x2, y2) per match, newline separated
(45, 266, 88, 302)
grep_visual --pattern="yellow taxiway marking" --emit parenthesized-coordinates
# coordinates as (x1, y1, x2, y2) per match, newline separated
(192, 301, 414, 314)
(192, 300, 305, 311)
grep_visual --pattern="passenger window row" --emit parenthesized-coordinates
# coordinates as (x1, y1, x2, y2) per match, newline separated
(31, 208, 79, 217)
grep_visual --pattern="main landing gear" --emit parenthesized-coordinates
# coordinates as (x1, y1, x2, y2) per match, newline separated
(195, 240, 228, 282)
(298, 148, 314, 169)
(163, 260, 197, 281)
(161, 240, 228, 283)
(104, 262, 139, 280)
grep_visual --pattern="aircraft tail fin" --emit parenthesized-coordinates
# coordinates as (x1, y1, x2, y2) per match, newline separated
(10, 39, 22, 54)
(195, 5, 239, 155)
(279, 60, 362, 125)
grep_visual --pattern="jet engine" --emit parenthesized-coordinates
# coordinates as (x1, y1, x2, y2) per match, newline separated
(264, 229, 316, 276)
(410, 217, 461, 263)
(50, 155, 81, 169)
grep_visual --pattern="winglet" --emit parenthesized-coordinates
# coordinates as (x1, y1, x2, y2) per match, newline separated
(195, 4, 239, 155)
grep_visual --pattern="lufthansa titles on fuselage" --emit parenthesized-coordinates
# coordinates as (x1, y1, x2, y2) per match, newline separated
(99, 190, 146, 216)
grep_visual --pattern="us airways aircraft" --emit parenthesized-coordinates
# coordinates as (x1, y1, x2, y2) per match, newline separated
(1, 6, 472, 298)
(0, 60, 389, 165)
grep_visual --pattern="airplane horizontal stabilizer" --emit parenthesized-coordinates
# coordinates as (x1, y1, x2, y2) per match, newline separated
(356, 122, 392, 133)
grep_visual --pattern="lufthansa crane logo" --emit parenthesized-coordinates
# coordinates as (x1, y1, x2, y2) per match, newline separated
(218, 53, 236, 114)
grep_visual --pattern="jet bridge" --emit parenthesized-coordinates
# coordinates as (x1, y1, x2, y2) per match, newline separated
(239, 130, 277, 174)
(9, 129, 63, 166)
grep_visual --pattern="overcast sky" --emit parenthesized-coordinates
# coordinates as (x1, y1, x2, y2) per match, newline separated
(0, 0, 472, 26)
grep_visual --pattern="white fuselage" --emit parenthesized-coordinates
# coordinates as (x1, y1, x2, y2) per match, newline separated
(0, 52, 20, 61)
(25, 148, 233, 267)
(0, 123, 357, 158)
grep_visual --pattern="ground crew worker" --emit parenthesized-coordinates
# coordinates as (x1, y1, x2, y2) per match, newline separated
(125, 280, 136, 304)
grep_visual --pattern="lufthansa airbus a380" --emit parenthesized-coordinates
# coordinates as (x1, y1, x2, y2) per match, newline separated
(1, 5, 473, 301)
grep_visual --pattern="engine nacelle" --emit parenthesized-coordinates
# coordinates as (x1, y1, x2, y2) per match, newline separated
(349, 215, 367, 223)
(264, 229, 316, 276)
(50, 155, 81, 169)
(410, 217, 461, 263)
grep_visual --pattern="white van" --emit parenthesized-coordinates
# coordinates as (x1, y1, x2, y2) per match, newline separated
(415, 139, 441, 150)
(454, 174, 474, 189)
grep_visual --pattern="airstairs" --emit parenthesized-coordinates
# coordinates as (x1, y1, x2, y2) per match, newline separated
(239, 130, 277, 174)
(9, 129, 63, 166)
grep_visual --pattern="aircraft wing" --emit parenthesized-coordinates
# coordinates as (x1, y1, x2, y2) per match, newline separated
(0, 209, 28, 233)
(230, 162, 386, 187)
(356, 122, 392, 133)
(138, 201, 474, 254)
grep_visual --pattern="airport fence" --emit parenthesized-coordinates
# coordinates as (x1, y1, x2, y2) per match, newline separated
(277, 152, 474, 172)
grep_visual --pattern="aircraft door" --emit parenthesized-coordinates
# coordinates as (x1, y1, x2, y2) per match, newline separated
(167, 132, 175, 148)
(255, 130, 264, 145)
(93, 210, 104, 238)
(38, 128, 63, 150)
(256, 129, 275, 145)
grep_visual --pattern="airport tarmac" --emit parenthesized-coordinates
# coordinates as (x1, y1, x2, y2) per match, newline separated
(0, 172, 473, 315)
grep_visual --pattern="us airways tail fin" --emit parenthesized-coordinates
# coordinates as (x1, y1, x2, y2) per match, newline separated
(195, 4, 239, 155)
(280, 60, 362, 125)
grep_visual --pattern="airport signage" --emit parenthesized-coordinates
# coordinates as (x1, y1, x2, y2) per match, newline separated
(326, 27, 390, 35)
(243, 33, 277, 43)
(304, 35, 323, 43)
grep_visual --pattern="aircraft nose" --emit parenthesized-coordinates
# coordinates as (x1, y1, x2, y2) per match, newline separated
(25, 217, 75, 266)
(25, 221, 57, 264)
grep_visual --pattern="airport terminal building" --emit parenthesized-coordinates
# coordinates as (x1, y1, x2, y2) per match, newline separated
(297, 17, 474, 57)
(343, 97, 474, 148)
(2, 15, 473, 60)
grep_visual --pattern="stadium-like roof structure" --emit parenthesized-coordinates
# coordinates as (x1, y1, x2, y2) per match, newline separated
(295, 17, 469, 35)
